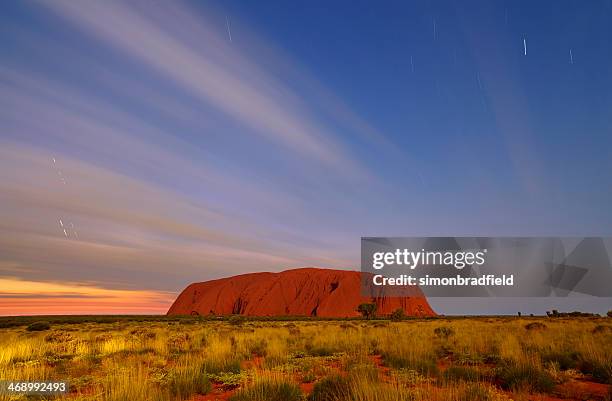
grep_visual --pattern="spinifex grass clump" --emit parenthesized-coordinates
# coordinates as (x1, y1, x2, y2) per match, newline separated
(229, 375, 302, 401)
(524, 322, 547, 331)
(310, 374, 351, 401)
(202, 357, 242, 375)
(383, 354, 439, 377)
(166, 357, 211, 399)
(496, 359, 555, 392)
(310, 372, 419, 401)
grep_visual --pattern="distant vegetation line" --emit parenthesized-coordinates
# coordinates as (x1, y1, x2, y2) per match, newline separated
(0, 313, 603, 329)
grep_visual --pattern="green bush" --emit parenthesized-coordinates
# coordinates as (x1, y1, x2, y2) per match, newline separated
(26, 321, 51, 331)
(390, 309, 405, 321)
(357, 303, 377, 320)
(434, 326, 454, 338)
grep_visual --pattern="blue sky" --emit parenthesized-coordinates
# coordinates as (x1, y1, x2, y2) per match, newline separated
(1, 1, 611, 314)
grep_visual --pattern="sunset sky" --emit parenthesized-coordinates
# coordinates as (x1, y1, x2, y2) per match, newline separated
(1, 1, 611, 315)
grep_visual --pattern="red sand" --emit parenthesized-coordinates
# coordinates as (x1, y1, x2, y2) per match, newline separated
(167, 267, 436, 317)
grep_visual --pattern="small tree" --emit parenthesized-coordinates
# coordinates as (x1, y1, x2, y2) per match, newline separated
(607, 310, 612, 318)
(357, 303, 377, 320)
(390, 308, 405, 321)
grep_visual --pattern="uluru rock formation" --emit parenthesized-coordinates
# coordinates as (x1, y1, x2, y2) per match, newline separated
(167, 268, 436, 318)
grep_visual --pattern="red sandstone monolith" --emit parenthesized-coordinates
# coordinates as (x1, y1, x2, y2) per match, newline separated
(167, 267, 436, 317)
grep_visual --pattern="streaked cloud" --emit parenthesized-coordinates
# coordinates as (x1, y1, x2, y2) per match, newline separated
(0, 278, 174, 315)
(0, 143, 353, 295)
(0, 1, 403, 315)
(41, 0, 364, 174)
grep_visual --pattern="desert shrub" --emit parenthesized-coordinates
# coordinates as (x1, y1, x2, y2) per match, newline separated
(94, 333, 113, 342)
(129, 328, 156, 339)
(230, 376, 302, 401)
(44, 331, 74, 343)
(525, 322, 547, 331)
(167, 332, 190, 350)
(357, 303, 377, 319)
(310, 374, 351, 401)
(26, 321, 50, 331)
(497, 362, 555, 392)
(434, 326, 454, 338)
(607, 310, 612, 318)
(207, 371, 248, 390)
(390, 308, 405, 321)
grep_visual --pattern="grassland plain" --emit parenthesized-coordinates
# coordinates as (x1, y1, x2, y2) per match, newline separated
(0, 316, 611, 401)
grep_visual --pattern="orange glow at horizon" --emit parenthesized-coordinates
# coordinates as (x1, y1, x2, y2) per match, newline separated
(0, 278, 176, 316)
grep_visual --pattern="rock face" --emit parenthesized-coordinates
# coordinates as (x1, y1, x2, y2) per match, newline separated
(167, 268, 436, 318)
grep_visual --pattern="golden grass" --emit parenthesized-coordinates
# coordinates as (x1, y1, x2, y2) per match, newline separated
(0, 317, 610, 401)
